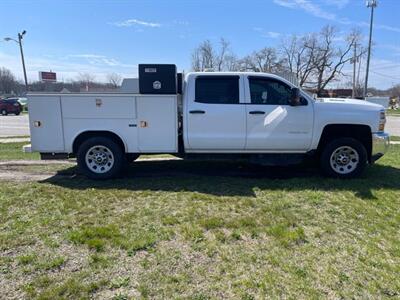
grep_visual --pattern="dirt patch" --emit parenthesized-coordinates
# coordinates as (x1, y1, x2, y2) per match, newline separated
(0, 158, 181, 182)
(0, 160, 74, 182)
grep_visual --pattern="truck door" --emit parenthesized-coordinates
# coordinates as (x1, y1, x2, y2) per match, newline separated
(245, 76, 313, 151)
(186, 75, 246, 150)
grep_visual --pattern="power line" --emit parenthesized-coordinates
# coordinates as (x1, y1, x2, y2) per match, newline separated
(370, 70, 400, 80)
(372, 64, 400, 70)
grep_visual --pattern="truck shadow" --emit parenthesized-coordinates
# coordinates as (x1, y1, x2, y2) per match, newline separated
(42, 159, 400, 200)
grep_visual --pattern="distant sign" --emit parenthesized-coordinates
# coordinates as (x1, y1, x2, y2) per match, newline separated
(39, 71, 57, 82)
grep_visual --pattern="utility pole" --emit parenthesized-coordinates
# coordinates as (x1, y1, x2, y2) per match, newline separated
(4, 30, 28, 92)
(364, 0, 377, 98)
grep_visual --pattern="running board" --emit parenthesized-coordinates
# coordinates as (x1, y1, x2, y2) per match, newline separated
(40, 153, 69, 160)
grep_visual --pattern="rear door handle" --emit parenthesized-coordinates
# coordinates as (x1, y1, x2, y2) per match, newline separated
(249, 111, 265, 115)
(189, 110, 206, 114)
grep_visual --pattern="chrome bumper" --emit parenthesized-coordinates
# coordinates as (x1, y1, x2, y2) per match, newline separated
(371, 132, 390, 162)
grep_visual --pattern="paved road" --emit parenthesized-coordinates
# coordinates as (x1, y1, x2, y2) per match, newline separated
(1, 114, 400, 138)
(0, 115, 30, 137)
(385, 116, 400, 137)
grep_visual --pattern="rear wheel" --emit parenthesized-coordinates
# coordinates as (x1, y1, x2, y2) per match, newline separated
(77, 137, 126, 179)
(320, 138, 367, 178)
(1, 109, 7, 116)
(15, 111, 20, 116)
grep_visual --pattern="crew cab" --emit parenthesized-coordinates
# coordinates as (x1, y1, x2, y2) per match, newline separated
(27, 65, 390, 179)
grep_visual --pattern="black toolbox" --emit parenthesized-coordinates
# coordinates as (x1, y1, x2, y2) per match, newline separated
(139, 64, 177, 94)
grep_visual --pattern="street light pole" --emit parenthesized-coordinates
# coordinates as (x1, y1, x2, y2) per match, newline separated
(17, 32, 28, 92)
(364, 0, 377, 98)
(4, 30, 28, 92)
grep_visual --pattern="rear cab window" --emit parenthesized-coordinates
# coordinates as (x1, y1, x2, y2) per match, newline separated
(195, 76, 239, 104)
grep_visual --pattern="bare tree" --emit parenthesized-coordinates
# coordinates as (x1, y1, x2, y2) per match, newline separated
(389, 84, 400, 98)
(239, 47, 282, 73)
(191, 40, 214, 71)
(0, 67, 19, 94)
(280, 34, 316, 87)
(77, 72, 95, 84)
(191, 38, 237, 71)
(215, 38, 229, 71)
(107, 73, 122, 88)
(309, 26, 359, 95)
(224, 54, 240, 71)
(77, 72, 96, 91)
(190, 29, 365, 95)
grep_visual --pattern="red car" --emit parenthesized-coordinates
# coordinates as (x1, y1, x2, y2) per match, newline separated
(0, 98, 22, 115)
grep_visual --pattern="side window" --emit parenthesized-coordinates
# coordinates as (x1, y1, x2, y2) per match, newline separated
(195, 76, 239, 104)
(249, 77, 292, 105)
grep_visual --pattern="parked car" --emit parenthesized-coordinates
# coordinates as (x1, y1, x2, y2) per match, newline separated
(27, 64, 390, 179)
(0, 98, 22, 115)
(16, 97, 28, 107)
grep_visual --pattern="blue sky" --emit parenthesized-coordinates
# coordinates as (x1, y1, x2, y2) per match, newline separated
(0, 0, 399, 88)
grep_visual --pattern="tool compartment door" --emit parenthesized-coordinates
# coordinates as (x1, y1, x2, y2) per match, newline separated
(136, 96, 178, 152)
(28, 95, 65, 152)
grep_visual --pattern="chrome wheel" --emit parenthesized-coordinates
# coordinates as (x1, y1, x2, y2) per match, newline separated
(85, 145, 114, 174)
(330, 146, 359, 174)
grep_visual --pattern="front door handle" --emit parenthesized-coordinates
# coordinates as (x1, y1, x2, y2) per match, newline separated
(249, 111, 265, 115)
(189, 110, 206, 114)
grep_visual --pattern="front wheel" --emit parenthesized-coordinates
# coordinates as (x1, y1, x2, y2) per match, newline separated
(1, 109, 7, 116)
(320, 138, 367, 179)
(77, 137, 126, 180)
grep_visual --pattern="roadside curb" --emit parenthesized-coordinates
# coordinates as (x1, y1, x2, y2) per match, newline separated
(0, 138, 30, 143)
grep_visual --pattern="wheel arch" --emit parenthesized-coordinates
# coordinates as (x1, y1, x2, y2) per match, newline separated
(317, 124, 372, 162)
(72, 131, 127, 155)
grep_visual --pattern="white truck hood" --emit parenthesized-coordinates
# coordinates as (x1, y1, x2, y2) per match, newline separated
(316, 98, 384, 111)
(313, 98, 384, 133)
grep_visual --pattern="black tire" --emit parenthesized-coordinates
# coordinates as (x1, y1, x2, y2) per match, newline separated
(15, 111, 20, 116)
(1, 109, 7, 116)
(77, 137, 126, 180)
(320, 137, 367, 179)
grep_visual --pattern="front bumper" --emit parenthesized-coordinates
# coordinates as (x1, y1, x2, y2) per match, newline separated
(371, 132, 390, 162)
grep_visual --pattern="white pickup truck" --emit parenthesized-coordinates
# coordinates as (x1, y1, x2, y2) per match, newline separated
(27, 71, 389, 179)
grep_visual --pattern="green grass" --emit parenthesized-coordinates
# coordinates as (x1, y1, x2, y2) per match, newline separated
(0, 142, 39, 160)
(390, 136, 400, 141)
(1, 147, 400, 298)
(386, 109, 400, 116)
(0, 141, 173, 161)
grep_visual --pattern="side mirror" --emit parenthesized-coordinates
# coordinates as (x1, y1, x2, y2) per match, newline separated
(290, 87, 301, 106)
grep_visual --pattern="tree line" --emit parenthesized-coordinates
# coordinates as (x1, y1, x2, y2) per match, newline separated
(191, 25, 374, 97)
(0, 69, 122, 95)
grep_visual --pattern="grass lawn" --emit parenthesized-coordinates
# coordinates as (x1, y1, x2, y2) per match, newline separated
(0, 142, 173, 161)
(386, 109, 400, 116)
(0, 145, 400, 299)
(390, 136, 400, 142)
(0, 142, 39, 160)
